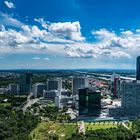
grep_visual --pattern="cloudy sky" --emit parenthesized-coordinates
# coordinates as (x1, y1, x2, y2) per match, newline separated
(0, 0, 140, 69)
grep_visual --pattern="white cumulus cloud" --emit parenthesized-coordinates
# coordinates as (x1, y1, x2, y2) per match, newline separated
(0, 14, 140, 63)
(4, 1, 15, 9)
(34, 18, 49, 29)
(32, 57, 41, 60)
(44, 57, 50, 61)
(65, 43, 131, 59)
(0, 12, 23, 28)
(48, 21, 85, 41)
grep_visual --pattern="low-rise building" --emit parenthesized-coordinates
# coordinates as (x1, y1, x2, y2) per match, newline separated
(43, 90, 58, 100)
(55, 95, 73, 108)
(0, 88, 8, 94)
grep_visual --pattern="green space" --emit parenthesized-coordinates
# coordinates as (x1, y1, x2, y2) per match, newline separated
(29, 105, 71, 123)
(128, 121, 133, 129)
(30, 121, 77, 140)
(0, 94, 27, 108)
(0, 102, 11, 107)
(47, 100, 55, 107)
(14, 95, 28, 98)
(0, 106, 39, 140)
(85, 122, 118, 131)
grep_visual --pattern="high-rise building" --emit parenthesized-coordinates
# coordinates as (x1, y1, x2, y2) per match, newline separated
(109, 57, 140, 118)
(72, 77, 89, 95)
(33, 83, 47, 97)
(79, 88, 101, 116)
(19, 72, 33, 94)
(111, 73, 120, 97)
(136, 56, 140, 80)
(111, 73, 120, 82)
(114, 78, 121, 97)
(122, 81, 140, 108)
(47, 78, 62, 91)
(9, 84, 19, 95)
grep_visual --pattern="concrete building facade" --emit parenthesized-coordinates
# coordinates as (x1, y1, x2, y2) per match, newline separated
(33, 83, 47, 97)
(109, 81, 140, 118)
(47, 78, 62, 91)
(43, 90, 58, 100)
(72, 77, 89, 95)
(111, 73, 121, 97)
(55, 95, 73, 108)
(9, 84, 19, 95)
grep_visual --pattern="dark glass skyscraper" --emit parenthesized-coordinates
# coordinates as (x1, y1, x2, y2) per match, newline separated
(79, 88, 101, 116)
(79, 88, 87, 115)
(136, 56, 140, 80)
(19, 72, 33, 94)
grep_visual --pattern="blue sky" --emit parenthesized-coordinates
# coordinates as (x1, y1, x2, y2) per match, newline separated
(0, 0, 140, 69)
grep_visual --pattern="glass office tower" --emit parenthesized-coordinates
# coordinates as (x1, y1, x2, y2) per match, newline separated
(19, 72, 33, 94)
(79, 88, 101, 116)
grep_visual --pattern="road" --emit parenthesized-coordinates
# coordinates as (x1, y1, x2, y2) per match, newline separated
(78, 121, 86, 134)
(122, 122, 130, 130)
(22, 96, 37, 112)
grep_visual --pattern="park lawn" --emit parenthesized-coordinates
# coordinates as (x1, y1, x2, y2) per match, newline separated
(30, 121, 77, 140)
(14, 95, 27, 98)
(0, 102, 11, 107)
(47, 102, 55, 107)
(85, 122, 118, 131)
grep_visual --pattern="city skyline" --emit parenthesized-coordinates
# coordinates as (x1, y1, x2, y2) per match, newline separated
(0, 0, 140, 69)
